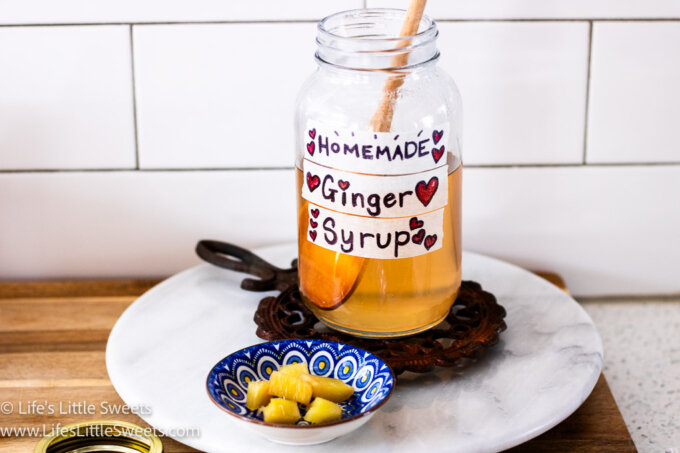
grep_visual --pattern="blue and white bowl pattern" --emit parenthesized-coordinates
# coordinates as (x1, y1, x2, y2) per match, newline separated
(207, 339, 394, 425)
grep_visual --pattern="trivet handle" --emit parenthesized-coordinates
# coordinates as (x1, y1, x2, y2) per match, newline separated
(195, 240, 297, 292)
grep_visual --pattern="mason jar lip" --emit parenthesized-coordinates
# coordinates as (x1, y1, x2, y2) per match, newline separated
(317, 8, 438, 43)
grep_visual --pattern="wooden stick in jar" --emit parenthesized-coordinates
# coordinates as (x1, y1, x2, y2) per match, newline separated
(369, 0, 428, 132)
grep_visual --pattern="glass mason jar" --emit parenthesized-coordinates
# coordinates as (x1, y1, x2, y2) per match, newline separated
(295, 9, 462, 338)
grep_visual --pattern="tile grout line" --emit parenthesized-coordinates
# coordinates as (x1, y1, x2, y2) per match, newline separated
(578, 293, 680, 303)
(1, 18, 680, 27)
(3, 162, 680, 174)
(128, 25, 141, 170)
(582, 21, 594, 165)
(465, 161, 680, 168)
(0, 167, 296, 174)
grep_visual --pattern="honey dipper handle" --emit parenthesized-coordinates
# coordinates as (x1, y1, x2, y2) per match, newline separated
(369, 0, 428, 132)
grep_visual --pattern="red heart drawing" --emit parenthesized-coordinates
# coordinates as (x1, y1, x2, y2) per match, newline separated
(309, 230, 317, 241)
(307, 141, 315, 156)
(306, 172, 320, 192)
(432, 130, 443, 145)
(308, 129, 316, 139)
(311, 208, 320, 218)
(310, 219, 318, 228)
(432, 146, 445, 164)
(424, 234, 438, 250)
(415, 177, 439, 207)
(338, 180, 350, 191)
(409, 217, 424, 230)
(412, 229, 425, 244)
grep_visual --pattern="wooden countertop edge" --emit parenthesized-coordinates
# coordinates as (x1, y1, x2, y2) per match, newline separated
(0, 279, 162, 298)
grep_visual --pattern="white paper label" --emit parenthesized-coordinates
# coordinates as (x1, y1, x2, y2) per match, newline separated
(307, 204, 444, 259)
(302, 122, 450, 260)
(302, 159, 447, 218)
(304, 123, 448, 175)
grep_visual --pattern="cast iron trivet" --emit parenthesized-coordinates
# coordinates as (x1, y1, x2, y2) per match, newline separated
(196, 240, 506, 375)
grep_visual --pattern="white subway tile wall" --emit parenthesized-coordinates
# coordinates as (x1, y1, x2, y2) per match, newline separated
(0, 0, 363, 24)
(463, 166, 680, 296)
(366, 0, 680, 19)
(0, 26, 135, 170)
(133, 23, 316, 169)
(0, 171, 296, 280)
(0, 3, 678, 297)
(1, 166, 678, 296)
(2, 0, 679, 23)
(587, 22, 680, 164)
(438, 22, 589, 165)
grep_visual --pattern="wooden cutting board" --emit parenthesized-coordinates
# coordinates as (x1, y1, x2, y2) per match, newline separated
(0, 277, 636, 452)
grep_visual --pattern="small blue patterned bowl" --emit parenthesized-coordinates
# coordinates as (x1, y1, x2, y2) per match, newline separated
(206, 339, 395, 445)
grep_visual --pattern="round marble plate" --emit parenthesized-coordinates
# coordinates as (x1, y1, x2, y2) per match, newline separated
(106, 244, 603, 453)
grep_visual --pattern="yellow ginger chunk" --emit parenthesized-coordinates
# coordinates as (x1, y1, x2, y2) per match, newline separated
(301, 375, 354, 403)
(268, 371, 313, 405)
(245, 380, 271, 411)
(278, 362, 309, 378)
(262, 398, 301, 424)
(303, 397, 342, 424)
